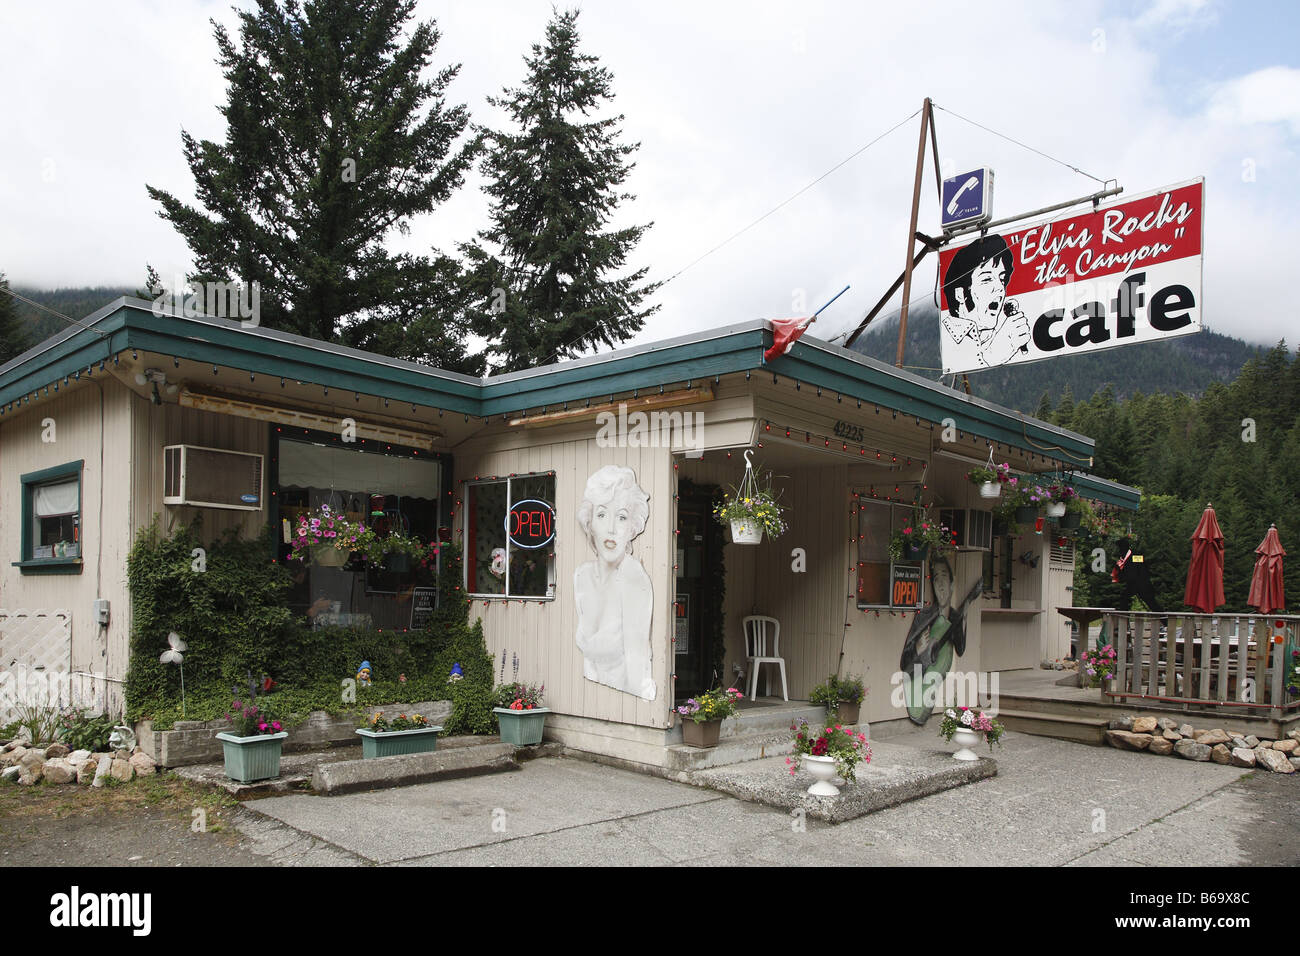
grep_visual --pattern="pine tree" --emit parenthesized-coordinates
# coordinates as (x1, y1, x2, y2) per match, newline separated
(0, 274, 31, 364)
(1054, 383, 1075, 428)
(461, 8, 659, 374)
(146, 0, 481, 373)
(1034, 389, 1053, 420)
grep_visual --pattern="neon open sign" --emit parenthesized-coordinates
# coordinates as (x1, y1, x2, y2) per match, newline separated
(506, 500, 555, 549)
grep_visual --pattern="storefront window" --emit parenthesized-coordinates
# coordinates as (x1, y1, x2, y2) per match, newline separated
(276, 436, 444, 630)
(465, 473, 556, 599)
(856, 498, 924, 610)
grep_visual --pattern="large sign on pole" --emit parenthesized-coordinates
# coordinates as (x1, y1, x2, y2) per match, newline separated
(937, 179, 1204, 375)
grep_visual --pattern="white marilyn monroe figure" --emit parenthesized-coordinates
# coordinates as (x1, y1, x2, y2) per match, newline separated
(574, 465, 656, 701)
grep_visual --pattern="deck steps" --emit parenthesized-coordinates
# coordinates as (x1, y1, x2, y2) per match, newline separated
(997, 708, 1110, 746)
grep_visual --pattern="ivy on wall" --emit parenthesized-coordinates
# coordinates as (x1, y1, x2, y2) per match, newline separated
(124, 520, 493, 734)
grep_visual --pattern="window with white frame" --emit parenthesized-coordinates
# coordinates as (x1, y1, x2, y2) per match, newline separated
(465, 473, 557, 598)
(855, 497, 925, 609)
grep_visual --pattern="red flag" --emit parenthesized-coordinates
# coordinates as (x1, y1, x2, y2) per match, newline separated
(764, 316, 815, 362)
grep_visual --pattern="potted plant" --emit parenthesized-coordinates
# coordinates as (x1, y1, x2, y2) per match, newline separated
(966, 461, 1012, 499)
(288, 503, 368, 568)
(1079, 637, 1118, 691)
(215, 692, 287, 783)
(713, 453, 786, 545)
(938, 706, 1004, 761)
(785, 719, 871, 796)
(675, 686, 744, 748)
(1059, 493, 1090, 530)
(492, 681, 549, 745)
(996, 480, 1041, 529)
(356, 711, 443, 758)
(1045, 483, 1077, 519)
(888, 513, 953, 563)
(809, 674, 866, 725)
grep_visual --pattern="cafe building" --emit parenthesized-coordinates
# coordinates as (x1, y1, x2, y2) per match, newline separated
(0, 297, 1138, 766)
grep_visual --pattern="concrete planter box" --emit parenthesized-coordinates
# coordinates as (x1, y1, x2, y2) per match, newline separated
(493, 707, 550, 745)
(135, 700, 453, 767)
(356, 725, 443, 758)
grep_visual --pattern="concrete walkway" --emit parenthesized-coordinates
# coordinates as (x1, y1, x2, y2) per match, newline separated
(234, 724, 1278, 866)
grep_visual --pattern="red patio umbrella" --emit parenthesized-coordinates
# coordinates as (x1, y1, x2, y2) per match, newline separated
(1184, 503, 1225, 613)
(1247, 524, 1286, 614)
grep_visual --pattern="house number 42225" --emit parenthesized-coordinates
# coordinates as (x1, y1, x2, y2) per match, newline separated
(833, 421, 864, 443)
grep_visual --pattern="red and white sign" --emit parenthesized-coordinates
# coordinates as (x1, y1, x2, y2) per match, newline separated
(937, 179, 1204, 376)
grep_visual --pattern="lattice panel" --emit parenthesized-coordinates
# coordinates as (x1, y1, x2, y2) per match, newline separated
(0, 608, 73, 724)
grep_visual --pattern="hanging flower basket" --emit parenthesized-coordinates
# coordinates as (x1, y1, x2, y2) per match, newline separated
(903, 541, 930, 562)
(714, 450, 786, 545)
(967, 460, 1012, 500)
(1045, 502, 1067, 518)
(1059, 510, 1082, 529)
(887, 511, 953, 563)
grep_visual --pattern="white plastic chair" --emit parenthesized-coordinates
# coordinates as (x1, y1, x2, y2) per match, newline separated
(743, 615, 788, 701)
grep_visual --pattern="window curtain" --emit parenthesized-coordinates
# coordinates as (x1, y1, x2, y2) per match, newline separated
(33, 480, 78, 517)
(278, 441, 440, 500)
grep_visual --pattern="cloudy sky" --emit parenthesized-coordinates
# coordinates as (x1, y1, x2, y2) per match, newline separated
(1, 0, 1296, 358)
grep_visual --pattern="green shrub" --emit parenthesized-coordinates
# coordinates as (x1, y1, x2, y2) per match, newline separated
(123, 531, 495, 736)
(58, 709, 116, 752)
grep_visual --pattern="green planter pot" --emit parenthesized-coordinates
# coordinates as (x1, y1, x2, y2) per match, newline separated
(355, 725, 443, 758)
(493, 707, 550, 746)
(215, 731, 288, 783)
(1014, 506, 1039, 525)
(902, 541, 929, 562)
(1059, 510, 1082, 530)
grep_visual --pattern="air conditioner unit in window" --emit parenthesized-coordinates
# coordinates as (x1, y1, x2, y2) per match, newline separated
(938, 508, 993, 551)
(163, 444, 264, 511)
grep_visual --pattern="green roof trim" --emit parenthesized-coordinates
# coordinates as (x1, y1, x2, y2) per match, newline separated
(1071, 472, 1141, 511)
(0, 304, 1128, 499)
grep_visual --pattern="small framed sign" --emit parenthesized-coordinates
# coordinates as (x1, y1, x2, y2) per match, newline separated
(674, 593, 689, 655)
(410, 587, 436, 630)
(891, 564, 923, 608)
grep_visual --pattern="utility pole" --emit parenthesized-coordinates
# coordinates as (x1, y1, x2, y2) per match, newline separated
(895, 97, 939, 368)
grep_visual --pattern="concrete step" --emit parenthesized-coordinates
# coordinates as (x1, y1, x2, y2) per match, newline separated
(997, 708, 1109, 746)
(312, 741, 521, 795)
(666, 720, 870, 773)
(721, 704, 827, 738)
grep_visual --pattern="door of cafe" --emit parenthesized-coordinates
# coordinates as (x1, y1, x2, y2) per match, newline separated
(674, 481, 724, 702)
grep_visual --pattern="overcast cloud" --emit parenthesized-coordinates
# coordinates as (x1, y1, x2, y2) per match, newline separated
(0, 0, 1296, 356)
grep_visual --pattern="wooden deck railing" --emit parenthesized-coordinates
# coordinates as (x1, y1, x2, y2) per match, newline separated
(1101, 611, 1300, 715)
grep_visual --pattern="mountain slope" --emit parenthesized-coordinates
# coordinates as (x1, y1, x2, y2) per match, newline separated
(846, 305, 1266, 414)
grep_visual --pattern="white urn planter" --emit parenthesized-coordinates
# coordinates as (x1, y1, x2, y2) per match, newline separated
(802, 754, 840, 796)
(950, 727, 981, 761)
(978, 481, 1001, 499)
(1045, 501, 1067, 518)
(730, 519, 763, 545)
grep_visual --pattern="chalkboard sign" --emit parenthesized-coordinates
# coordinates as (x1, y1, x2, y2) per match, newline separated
(410, 587, 437, 630)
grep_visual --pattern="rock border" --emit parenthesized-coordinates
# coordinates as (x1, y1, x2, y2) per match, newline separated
(1105, 716, 1299, 774)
